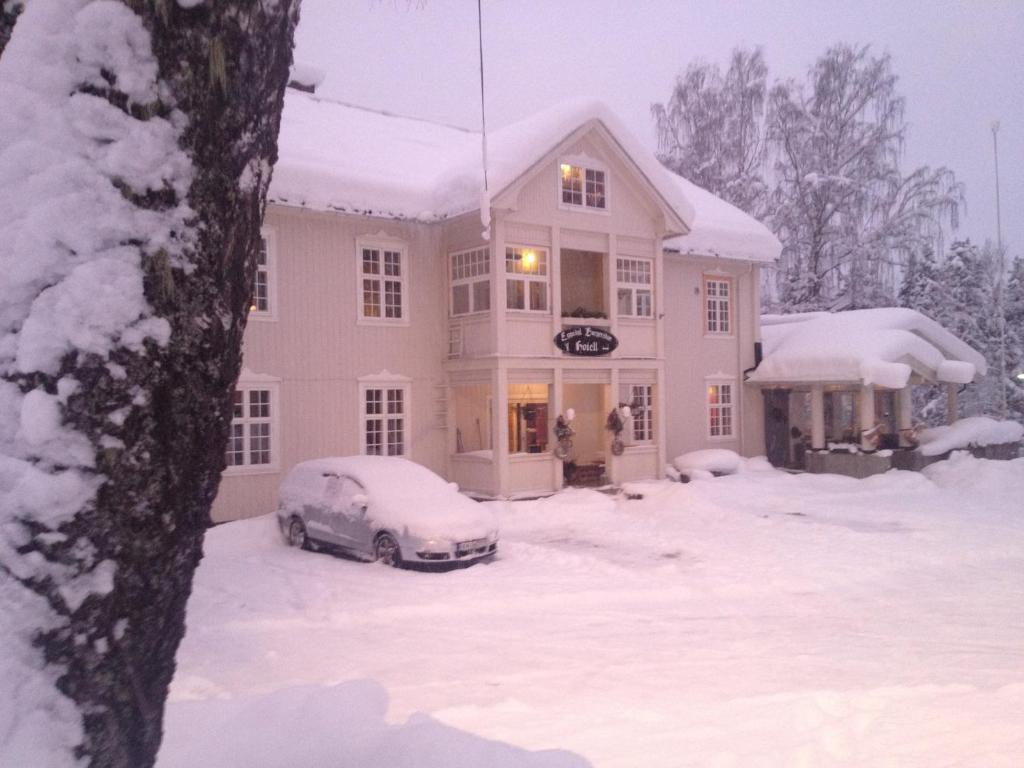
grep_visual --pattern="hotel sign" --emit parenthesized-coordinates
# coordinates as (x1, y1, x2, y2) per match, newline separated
(554, 326, 618, 356)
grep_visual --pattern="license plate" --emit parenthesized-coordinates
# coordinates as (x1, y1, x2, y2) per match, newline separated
(457, 538, 486, 552)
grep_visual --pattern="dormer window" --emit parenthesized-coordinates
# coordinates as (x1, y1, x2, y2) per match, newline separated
(560, 162, 606, 210)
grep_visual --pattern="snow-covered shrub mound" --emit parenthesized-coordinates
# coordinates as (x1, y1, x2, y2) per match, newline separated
(673, 449, 742, 479)
(918, 417, 1023, 457)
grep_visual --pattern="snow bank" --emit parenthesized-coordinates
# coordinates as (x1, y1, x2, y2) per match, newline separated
(158, 680, 588, 768)
(918, 417, 1023, 457)
(673, 448, 742, 476)
(750, 308, 986, 387)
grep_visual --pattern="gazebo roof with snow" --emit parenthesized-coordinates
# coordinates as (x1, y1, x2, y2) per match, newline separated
(748, 308, 987, 389)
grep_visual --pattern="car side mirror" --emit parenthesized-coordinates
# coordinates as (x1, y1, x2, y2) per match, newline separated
(351, 493, 369, 514)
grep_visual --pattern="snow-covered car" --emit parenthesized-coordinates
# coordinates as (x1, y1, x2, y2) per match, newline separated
(276, 456, 498, 567)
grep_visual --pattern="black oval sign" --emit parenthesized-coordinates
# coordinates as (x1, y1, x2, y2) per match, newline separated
(554, 326, 618, 356)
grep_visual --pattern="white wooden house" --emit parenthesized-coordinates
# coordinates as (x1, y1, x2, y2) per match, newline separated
(211, 88, 781, 522)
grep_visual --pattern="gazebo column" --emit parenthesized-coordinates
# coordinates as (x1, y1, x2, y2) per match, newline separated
(897, 385, 914, 447)
(859, 384, 876, 451)
(810, 385, 825, 450)
(946, 383, 958, 424)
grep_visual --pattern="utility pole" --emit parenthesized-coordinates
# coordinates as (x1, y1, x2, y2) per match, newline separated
(992, 121, 1007, 417)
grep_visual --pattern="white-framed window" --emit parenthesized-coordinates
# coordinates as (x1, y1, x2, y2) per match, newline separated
(707, 382, 734, 438)
(450, 246, 490, 316)
(358, 239, 407, 324)
(225, 382, 279, 472)
(704, 275, 732, 335)
(360, 382, 409, 456)
(448, 325, 463, 359)
(621, 383, 654, 443)
(249, 228, 277, 320)
(505, 246, 549, 312)
(559, 161, 607, 210)
(616, 257, 653, 318)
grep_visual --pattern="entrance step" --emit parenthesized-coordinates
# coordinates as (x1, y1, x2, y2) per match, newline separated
(566, 462, 607, 488)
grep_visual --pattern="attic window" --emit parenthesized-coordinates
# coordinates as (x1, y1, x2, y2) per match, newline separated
(560, 163, 606, 210)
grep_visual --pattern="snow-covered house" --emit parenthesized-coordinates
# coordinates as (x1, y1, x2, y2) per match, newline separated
(211, 87, 780, 522)
(748, 308, 994, 475)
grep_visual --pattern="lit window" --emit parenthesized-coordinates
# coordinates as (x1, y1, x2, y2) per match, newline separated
(362, 383, 408, 456)
(705, 276, 732, 334)
(505, 246, 548, 312)
(707, 383, 733, 438)
(620, 384, 654, 443)
(249, 229, 276, 319)
(616, 257, 653, 318)
(358, 241, 407, 322)
(508, 384, 549, 454)
(560, 162, 606, 209)
(225, 385, 276, 469)
(450, 247, 490, 316)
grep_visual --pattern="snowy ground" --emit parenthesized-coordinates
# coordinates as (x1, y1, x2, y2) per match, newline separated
(158, 453, 1024, 767)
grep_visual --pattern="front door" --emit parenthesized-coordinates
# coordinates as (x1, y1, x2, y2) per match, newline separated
(763, 389, 791, 468)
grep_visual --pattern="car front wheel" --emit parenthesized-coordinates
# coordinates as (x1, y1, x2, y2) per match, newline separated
(287, 517, 309, 549)
(374, 532, 402, 567)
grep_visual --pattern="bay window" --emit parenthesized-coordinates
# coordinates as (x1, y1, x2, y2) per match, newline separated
(505, 246, 548, 312)
(616, 257, 653, 318)
(450, 246, 490, 316)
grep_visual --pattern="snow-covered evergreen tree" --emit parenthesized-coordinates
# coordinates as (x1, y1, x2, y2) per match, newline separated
(0, 1, 300, 766)
(1005, 255, 1024, 421)
(652, 47, 768, 216)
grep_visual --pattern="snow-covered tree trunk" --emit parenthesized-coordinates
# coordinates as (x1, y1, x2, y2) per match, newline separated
(0, 1, 299, 766)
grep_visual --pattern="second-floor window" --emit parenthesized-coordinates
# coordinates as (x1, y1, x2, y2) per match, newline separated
(616, 257, 653, 318)
(450, 247, 490, 316)
(560, 162, 606, 209)
(506, 246, 548, 312)
(359, 241, 406, 322)
(704, 276, 732, 335)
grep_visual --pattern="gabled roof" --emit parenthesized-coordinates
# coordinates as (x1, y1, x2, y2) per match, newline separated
(748, 308, 988, 389)
(269, 91, 781, 262)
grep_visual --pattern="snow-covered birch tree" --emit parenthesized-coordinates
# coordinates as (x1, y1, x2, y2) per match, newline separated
(765, 45, 962, 311)
(0, 1, 299, 766)
(652, 47, 769, 216)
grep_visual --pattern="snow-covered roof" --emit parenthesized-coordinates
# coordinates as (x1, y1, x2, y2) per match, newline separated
(270, 91, 778, 261)
(663, 179, 781, 263)
(748, 308, 988, 389)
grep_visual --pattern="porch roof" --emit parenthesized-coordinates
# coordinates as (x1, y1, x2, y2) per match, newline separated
(748, 308, 987, 389)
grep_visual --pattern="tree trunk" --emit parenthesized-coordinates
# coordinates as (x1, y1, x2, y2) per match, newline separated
(0, 1, 300, 766)
(0, 1, 25, 55)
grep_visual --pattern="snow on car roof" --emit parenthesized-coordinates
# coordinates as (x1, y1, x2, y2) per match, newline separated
(748, 307, 987, 389)
(280, 456, 494, 540)
(270, 91, 779, 262)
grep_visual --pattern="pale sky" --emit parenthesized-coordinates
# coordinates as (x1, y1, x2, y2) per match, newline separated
(295, 0, 1024, 259)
